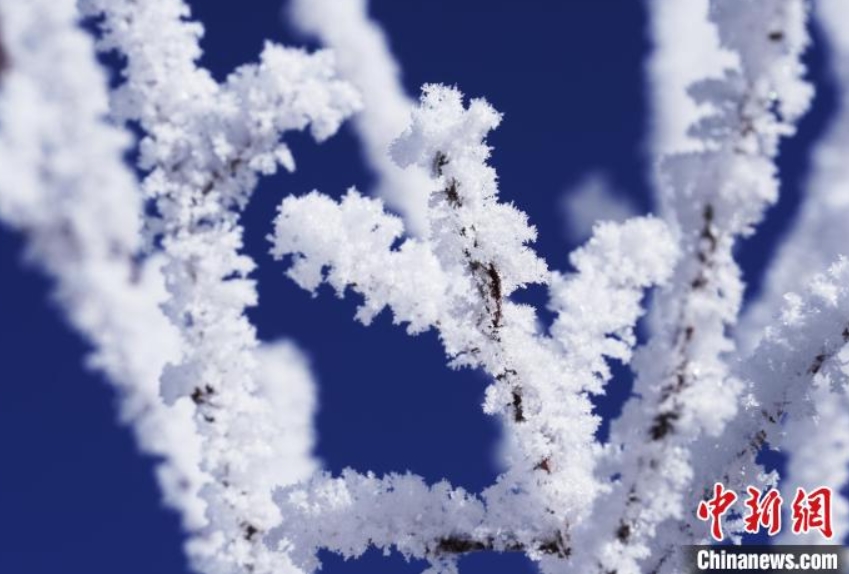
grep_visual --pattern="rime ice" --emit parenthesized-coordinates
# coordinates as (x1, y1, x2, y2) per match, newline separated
(1, 0, 848, 573)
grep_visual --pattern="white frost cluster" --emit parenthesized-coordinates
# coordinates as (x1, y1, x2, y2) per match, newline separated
(272, 85, 678, 571)
(550, 218, 678, 394)
(271, 470, 487, 573)
(274, 189, 448, 333)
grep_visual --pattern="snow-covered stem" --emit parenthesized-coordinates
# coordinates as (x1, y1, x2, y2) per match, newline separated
(740, 0, 849, 349)
(723, 258, 849, 500)
(269, 470, 571, 574)
(271, 85, 677, 570)
(80, 1, 359, 572)
(634, 0, 849, 565)
(0, 0, 205, 529)
(288, 0, 432, 235)
(734, 0, 849, 547)
(574, 1, 814, 571)
(646, 259, 849, 572)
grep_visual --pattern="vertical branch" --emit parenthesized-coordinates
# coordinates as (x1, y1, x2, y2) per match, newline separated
(82, 1, 360, 573)
(571, 1, 814, 571)
(0, 0, 203, 534)
(405, 105, 574, 548)
(732, 0, 849, 545)
(432, 151, 520, 422)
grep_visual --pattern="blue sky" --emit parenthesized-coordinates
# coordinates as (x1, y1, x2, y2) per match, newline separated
(0, 2, 836, 573)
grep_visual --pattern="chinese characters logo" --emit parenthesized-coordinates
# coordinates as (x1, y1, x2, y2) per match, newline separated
(696, 483, 833, 541)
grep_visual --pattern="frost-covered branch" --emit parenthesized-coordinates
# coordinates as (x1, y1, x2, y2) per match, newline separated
(741, 0, 849, 348)
(573, 1, 814, 571)
(732, 0, 849, 546)
(721, 268, 849, 504)
(5, 1, 840, 572)
(271, 471, 502, 574)
(549, 220, 679, 396)
(727, 258, 849, 497)
(645, 258, 849, 572)
(0, 0, 205, 529)
(79, 1, 359, 572)
(271, 84, 677, 571)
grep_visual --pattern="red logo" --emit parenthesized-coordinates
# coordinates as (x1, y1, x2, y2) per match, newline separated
(743, 486, 782, 536)
(697, 483, 737, 542)
(696, 483, 834, 541)
(791, 487, 833, 539)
